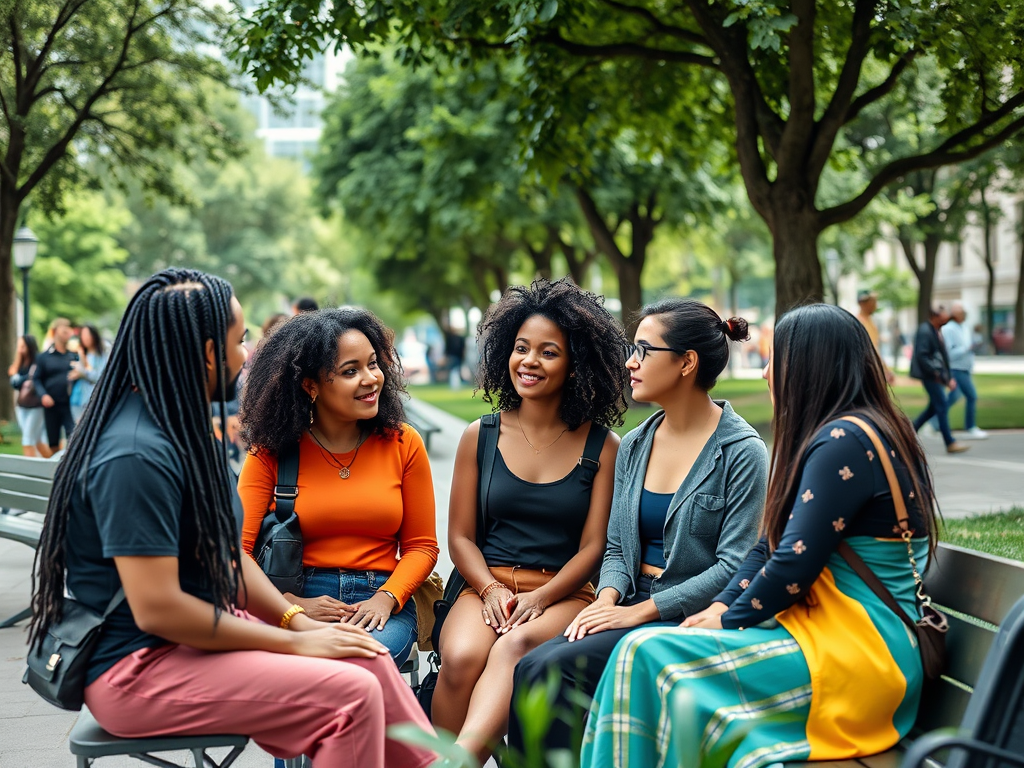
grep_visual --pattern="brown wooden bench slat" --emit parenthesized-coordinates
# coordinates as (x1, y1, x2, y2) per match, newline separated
(927, 544, 1024, 627)
(943, 614, 997, 689)
(0, 455, 57, 479)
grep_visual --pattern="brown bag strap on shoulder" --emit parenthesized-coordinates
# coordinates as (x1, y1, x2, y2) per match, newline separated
(834, 416, 921, 637)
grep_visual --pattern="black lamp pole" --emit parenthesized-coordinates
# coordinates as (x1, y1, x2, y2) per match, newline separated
(20, 267, 30, 336)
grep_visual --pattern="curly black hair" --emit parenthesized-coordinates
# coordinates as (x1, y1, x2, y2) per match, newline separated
(476, 278, 628, 430)
(240, 308, 407, 455)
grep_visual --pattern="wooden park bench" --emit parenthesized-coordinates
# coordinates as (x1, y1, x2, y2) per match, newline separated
(0, 454, 55, 628)
(788, 542, 1024, 768)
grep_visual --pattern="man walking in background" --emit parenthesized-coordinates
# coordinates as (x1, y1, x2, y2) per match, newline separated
(932, 302, 988, 439)
(856, 289, 895, 383)
(32, 318, 79, 457)
(911, 306, 969, 454)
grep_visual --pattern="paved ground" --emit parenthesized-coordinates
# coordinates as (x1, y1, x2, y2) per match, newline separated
(0, 399, 1020, 766)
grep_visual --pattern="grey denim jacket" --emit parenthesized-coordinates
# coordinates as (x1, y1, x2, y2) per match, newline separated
(596, 401, 769, 620)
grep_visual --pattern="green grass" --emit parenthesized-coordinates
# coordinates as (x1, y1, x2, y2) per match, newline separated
(941, 508, 1024, 562)
(410, 373, 1024, 439)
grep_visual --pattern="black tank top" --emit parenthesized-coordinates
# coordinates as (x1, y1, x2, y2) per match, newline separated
(479, 422, 608, 571)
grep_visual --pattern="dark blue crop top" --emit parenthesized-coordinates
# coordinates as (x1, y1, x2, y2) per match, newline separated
(639, 488, 672, 569)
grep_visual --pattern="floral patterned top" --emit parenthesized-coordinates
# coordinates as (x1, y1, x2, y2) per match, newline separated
(717, 416, 930, 629)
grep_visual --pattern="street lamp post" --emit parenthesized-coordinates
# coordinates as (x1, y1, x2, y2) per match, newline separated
(12, 227, 39, 336)
(824, 248, 842, 305)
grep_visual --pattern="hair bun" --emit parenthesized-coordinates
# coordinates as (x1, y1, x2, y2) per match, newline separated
(722, 317, 750, 342)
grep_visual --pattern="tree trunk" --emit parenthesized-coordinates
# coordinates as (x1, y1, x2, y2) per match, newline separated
(1013, 238, 1024, 355)
(615, 257, 644, 338)
(0, 197, 18, 423)
(900, 234, 940, 325)
(980, 189, 997, 354)
(768, 207, 824, 314)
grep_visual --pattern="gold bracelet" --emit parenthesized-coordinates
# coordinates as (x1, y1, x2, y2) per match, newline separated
(279, 604, 306, 629)
(479, 581, 505, 599)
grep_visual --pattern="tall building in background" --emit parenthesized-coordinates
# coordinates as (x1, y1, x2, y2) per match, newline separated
(235, 2, 348, 163)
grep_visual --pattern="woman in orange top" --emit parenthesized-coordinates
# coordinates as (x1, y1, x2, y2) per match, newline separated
(238, 308, 439, 671)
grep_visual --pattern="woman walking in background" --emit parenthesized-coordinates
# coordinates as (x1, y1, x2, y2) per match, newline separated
(8, 334, 45, 457)
(583, 303, 938, 768)
(70, 324, 108, 423)
(434, 278, 628, 765)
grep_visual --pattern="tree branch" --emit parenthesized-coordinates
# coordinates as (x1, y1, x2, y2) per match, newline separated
(597, 0, 711, 48)
(575, 185, 627, 267)
(535, 31, 719, 68)
(776, 0, 817, 176)
(820, 110, 1024, 227)
(844, 50, 917, 125)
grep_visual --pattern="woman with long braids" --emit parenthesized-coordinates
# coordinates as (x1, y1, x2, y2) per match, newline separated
(238, 308, 439, 671)
(509, 299, 767, 760)
(28, 269, 434, 768)
(582, 304, 939, 768)
(434, 278, 627, 764)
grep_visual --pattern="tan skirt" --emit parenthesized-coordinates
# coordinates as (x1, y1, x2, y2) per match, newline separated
(458, 565, 597, 604)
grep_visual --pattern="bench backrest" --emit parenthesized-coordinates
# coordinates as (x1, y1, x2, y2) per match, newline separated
(917, 542, 1024, 733)
(0, 455, 56, 515)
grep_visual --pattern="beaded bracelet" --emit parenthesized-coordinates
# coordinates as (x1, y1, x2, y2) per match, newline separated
(279, 604, 306, 629)
(479, 581, 506, 600)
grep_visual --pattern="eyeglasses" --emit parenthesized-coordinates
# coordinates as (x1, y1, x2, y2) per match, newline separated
(624, 343, 684, 362)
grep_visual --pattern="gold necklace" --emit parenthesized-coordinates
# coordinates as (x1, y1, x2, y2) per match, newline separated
(309, 428, 366, 479)
(516, 412, 568, 455)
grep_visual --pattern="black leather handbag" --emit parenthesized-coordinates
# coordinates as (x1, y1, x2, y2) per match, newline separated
(253, 445, 304, 595)
(24, 589, 125, 711)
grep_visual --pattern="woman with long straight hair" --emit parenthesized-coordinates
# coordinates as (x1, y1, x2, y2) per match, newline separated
(9, 334, 45, 456)
(583, 303, 939, 768)
(29, 269, 434, 768)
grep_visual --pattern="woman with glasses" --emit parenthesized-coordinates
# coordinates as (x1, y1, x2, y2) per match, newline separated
(508, 298, 767, 760)
(433, 278, 628, 765)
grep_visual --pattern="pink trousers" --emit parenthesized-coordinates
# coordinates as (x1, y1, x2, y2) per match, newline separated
(84, 639, 435, 768)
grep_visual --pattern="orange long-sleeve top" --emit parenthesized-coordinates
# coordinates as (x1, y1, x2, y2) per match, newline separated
(239, 426, 439, 609)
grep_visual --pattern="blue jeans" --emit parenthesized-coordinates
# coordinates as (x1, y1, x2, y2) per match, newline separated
(930, 369, 978, 431)
(273, 569, 417, 768)
(915, 379, 955, 446)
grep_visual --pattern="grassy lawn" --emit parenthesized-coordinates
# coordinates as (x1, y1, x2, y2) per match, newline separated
(941, 509, 1024, 562)
(410, 372, 1023, 438)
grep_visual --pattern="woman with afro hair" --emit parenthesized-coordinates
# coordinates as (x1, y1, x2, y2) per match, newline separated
(238, 309, 439, 683)
(433, 278, 628, 764)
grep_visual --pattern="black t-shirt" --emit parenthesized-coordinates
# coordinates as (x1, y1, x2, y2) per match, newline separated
(64, 393, 244, 686)
(32, 348, 79, 403)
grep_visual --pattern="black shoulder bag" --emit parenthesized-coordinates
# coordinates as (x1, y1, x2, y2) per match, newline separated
(252, 444, 304, 595)
(24, 588, 126, 711)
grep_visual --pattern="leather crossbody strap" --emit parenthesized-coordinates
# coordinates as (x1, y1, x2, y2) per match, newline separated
(476, 413, 501, 546)
(272, 443, 300, 521)
(835, 416, 920, 635)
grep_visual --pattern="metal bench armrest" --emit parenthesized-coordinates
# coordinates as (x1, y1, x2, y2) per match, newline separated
(903, 732, 1024, 768)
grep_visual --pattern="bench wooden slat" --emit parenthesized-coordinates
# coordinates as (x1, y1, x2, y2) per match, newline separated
(914, 678, 973, 733)
(0, 490, 51, 514)
(944, 614, 996, 689)
(0, 515, 43, 547)
(927, 544, 1024, 626)
(856, 748, 903, 768)
(0, 455, 57, 479)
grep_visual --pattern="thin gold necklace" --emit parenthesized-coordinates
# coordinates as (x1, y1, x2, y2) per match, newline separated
(309, 428, 366, 479)
(516, 412, 568, 455)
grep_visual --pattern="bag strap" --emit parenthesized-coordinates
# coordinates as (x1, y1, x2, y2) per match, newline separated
(577, 423, 607, 482)
(476, 413, 501, 545)
(835, 416, 926, 633)
(103, 587, 126, 617)
(839, 415, 910, 533)
(273, 443, 301, 521)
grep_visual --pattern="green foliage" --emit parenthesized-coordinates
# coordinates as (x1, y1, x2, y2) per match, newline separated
(23, 192, 130, 335)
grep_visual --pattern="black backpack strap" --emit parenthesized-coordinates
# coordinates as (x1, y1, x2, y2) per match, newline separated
(476, 413, 501, 545)
(273, 444, 300, 521)
(577, 423, 607, 483)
